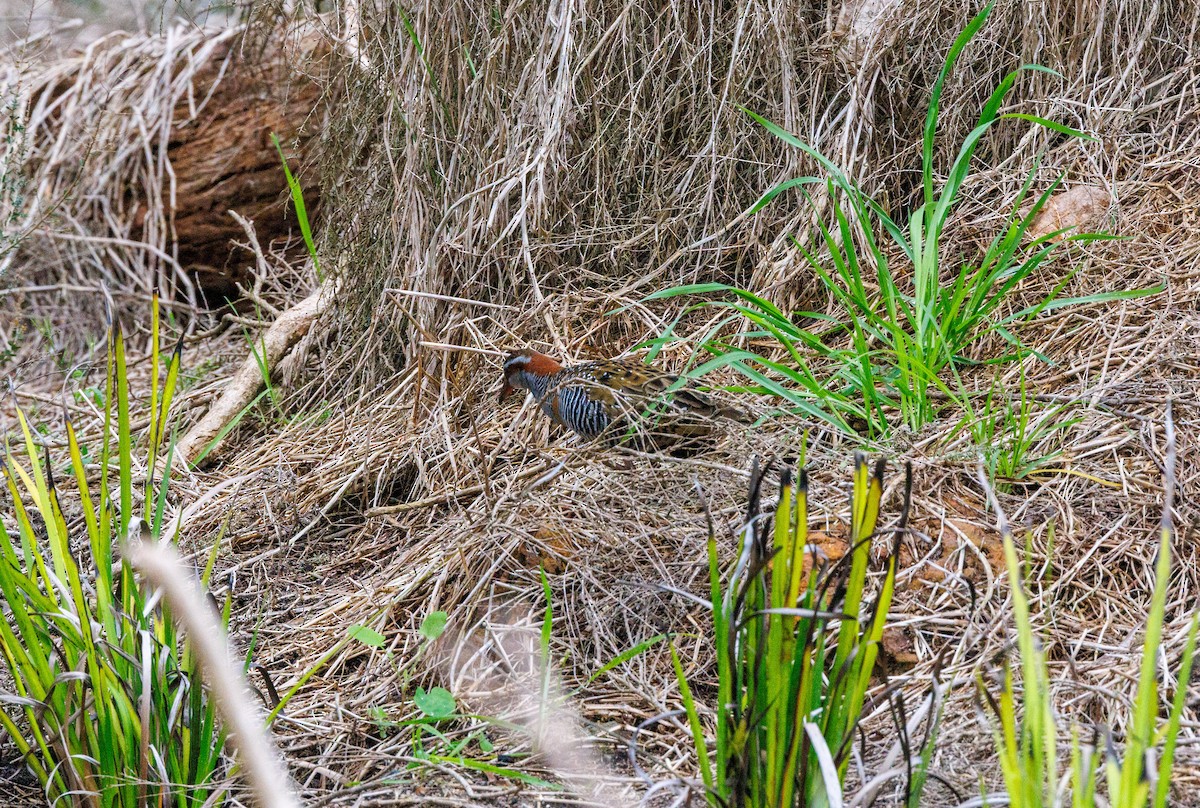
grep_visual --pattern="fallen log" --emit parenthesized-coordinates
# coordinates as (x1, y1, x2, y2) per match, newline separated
(2, 22, 328, 301)
(160, 30, 327, 299)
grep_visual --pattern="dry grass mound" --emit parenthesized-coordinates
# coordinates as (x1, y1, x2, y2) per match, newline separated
(0, 13, 324, 332)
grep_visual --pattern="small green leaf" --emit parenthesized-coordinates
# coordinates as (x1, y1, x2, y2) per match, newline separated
(478, 735, 494, 753)
(419, 611, 448, 641)
(348, 624, 386, 648)
(414, 686, 456, 719)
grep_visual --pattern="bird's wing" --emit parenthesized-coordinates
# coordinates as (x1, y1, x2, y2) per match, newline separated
(588, 359, 722, 418)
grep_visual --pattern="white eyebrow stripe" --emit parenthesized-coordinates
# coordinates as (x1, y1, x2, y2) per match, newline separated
(504, 354, 532, 372)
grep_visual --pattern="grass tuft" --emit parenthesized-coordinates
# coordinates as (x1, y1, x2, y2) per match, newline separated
(978, 405, 1197, 808)
(649, 3, 1155, 438)
(664, 454, 910, 806)
(0, 296, 230, 806)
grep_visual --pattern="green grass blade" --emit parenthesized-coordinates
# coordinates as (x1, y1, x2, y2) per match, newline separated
(271, 132, 322, 281)
(114, 321, 133, 537)
(1155, 614, 1198, 808)
(923, 3, 994, 208)
(582, 634, 669, 687)
(190, 388, 270, 468)
(424, 754, 561, 790)
(670, 642, 715, 796)
(1005, 285, 1164, 321)
(146, 290, 161, 505)
(1001, 112, 1096, 141)
(751, 175, 824, 214)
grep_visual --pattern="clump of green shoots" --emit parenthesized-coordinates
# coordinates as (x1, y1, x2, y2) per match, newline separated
(957, 362, 1081, 488)
(0, 295, 230, 806)
(979, 407, 1197, 808)
(650, 2, 1155, 438)
(669, 454, 909, 806)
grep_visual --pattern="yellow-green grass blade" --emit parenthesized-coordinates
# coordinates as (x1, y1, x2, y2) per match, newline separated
(1121, 526, 1171, 804)
(200, 516, 227, 589)
(1000, 526, 1057, 801)
(859, 458, 884, 545)
(706, 527, 729, 795)
(158, 336, 183, 442)
(743, 108, 850, 190)
(115, 321, 133, 537)
(778, 473, 809, 805)
(670, 642, 714, 796)
(152, 339, 184, 523)
(1070, 726, 1097, 808)
(12, 405, 48, 509)
(1141, 409, 1186, 808)
(841, 468, 908, 778)
(581, 634, 669, 689)
(779, 553, 820, 805)
(190, 388, 270, 468)
(0, 707, 50, 786)
(764, 475, 795, 800)
(1102, 731, 1122, 807)
(153, 435, 178, 536)
(923, 2, 994, 206)
(0, 521, 42, 662)
(1155, 614, 1198, 808)
(841, 547, 898, 772)
(2, 457, 54, 589)
(763, 473, 792, 792)
(9, 420, 76, 593)
(424, 754, 561, 791)
(146, 289, 161, 507)
(99, 319, 115, 570)
(996, 666, 1021, 805)
(749, 175, 824, 215)
(835, 456, 881, 666)
(136, 627, 152, 806)
(822, 459, 885, 786)
(5, 446, 66, 594)
(268, 633, 352, 723)
(0, 558, 57, 728)
(64, 414, 100, 547)
(272, 133, 322, 281)
(786, 471, 809, 619)
(44, 479, 97, 654)
(66, 412, 117, 641)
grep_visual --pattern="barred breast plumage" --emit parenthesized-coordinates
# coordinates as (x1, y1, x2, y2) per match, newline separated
(499, 349, 744, 447)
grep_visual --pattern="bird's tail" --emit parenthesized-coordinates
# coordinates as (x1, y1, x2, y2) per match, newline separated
(715, 403, 752, 423)
(671, 388, 751, 423)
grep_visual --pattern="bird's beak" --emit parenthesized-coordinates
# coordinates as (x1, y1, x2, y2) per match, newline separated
(499, 382, 516, 404)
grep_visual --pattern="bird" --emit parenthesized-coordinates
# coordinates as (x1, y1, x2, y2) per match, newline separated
(498, 348, 744, 448)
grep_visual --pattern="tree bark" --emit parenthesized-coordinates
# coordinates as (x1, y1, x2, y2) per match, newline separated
(150, 31, 327, 300)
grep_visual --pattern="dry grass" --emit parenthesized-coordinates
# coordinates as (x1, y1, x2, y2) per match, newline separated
(0, 22, 244, 296)
(3, 0, 1200, 805)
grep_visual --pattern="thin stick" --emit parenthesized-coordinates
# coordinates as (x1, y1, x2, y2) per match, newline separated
(385, 288, 516, 310)
(176, 280, 336, 465)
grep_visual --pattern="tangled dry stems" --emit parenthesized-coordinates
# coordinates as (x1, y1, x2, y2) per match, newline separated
(0, 24, 244, 296)
(3, 0, 1200, 805)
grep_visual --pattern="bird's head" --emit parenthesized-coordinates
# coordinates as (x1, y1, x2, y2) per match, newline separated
(499, 349, 562, 403)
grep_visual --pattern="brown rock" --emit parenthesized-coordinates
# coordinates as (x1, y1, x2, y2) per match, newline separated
(515, 526, 576, 574)
(1027, 185, 1111, 241)
(881, 625, 919, 669)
